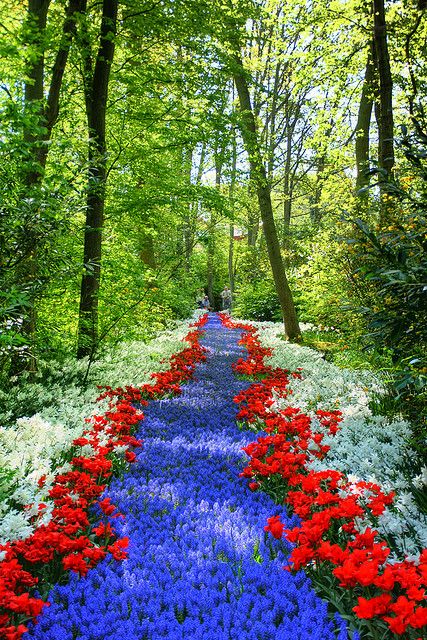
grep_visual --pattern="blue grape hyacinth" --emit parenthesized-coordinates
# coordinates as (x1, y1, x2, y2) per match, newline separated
(25, 314, 356, 640)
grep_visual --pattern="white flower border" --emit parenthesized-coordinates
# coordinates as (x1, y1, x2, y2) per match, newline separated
(0, 313, 204, 544)
(247, 320, 427, 559)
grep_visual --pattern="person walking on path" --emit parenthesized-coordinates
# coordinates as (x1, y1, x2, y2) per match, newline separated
(202, 294, 211, 311)
(196, 290, 205, 309)
(220, 286, 232, 312)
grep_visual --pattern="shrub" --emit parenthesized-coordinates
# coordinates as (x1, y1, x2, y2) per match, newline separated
(233, 280, 282, 322)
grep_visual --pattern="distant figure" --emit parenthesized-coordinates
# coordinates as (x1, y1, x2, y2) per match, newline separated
(201, 295, 211, 311)
(220, 286, 232, 312)
(196, 290, 205, 309)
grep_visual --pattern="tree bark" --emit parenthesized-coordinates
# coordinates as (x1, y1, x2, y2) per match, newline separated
(355, 42, 374, 195)
(404, 11, 426, 138)
(23, 1, 50, 186)
(309, 154, 326, 225)
(183, 143, 205, 271)
(24, 0, 85, 182)
(207, 228, 215, 308)
(14, 0, 51, 374)
(207, 151, 222, 309)
(247, 196, 260, 247)
(228, 127, 237, 293)
(41, 0, 85, 162)
(77, 0, 118, 358)
(232, 54, 300, 340)
(282, 128, 293, 243)
(183, 146, 194, 272)
(228, 224, 235, 293)
(372, 0, 394, 178)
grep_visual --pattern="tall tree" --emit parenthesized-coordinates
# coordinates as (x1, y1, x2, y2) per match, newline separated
(24, 0, 84, 184)
(228, 123, 237, 293)
(12, 0, 84, 373)
(355, 41, 375, 195)
(231, 49, 300, 339)
(207, 142, 224, 308)
(372, 0, 394, 179)
(249, 1, 313, 241)
(403, 3, 427, 136)
(77, 0, 119, 358)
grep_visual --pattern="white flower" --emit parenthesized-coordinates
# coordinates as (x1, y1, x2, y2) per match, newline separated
(0, 510, 34, 544)
(347, 474, 361, 484)
(413, 466, 427, 489)
(0, 316, 200, 545)
(245, 319, 427, 560)
(79, 444, 96, 457)
(112, 445, 129, 455)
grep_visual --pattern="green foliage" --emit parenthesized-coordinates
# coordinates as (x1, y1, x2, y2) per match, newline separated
(0, 466, 18, 504)
(301, 328, 392, 371)
(348, 131, 427, 405)
(233, 279, 282, 322)
(290, 238, 353, 327)
(351, 212, 426, 359)
(0, 287, 30, 342)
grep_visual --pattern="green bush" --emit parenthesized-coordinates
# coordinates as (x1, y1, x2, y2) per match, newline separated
(341, 129, 427, 453)
(348, 130, 427, 404)
(233, 280, 282, 322)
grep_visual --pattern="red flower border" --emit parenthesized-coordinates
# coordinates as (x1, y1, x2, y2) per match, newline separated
(220, 313, 427, 638)
(0, 314, 208, 640)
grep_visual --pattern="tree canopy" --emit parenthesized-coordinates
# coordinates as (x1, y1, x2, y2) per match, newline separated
(0, 0, 426, 404)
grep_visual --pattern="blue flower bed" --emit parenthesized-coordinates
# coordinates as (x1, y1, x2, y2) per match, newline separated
(25, 314, 355, 640)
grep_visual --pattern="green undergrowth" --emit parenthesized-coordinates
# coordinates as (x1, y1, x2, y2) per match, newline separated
(300, 329, 392, 371)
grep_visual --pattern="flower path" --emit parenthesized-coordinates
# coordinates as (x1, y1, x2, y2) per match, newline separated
(25, 314, 349, 640)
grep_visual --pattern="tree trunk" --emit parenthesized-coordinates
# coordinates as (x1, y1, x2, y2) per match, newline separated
(77, 0, 118, 358)
(207, 152, 222, 309)
(183, 143, 205, 271)
(207, 231, 215, 308)
(25, 0, 85, 180)
(180, 145, 193, 272)
(373, 0, 394, 178)
(228, 127, 237, 293)
(23, 1, 50, 186)
(12, 0, 82, 375)
(283, 197, 292, 232)
(247, 197, 260, 247)
(44, 1, 86, 144)
(309, 154, 326, 225)
(355, 42, 374, 195)
(282, 128, 292, 247)
(14, 0, 50, 374)
(232, 54, 300, 340)
(228, 224, 235, 293)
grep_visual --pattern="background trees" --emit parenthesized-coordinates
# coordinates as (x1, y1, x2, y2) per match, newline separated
(0, 0, 425, 417)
